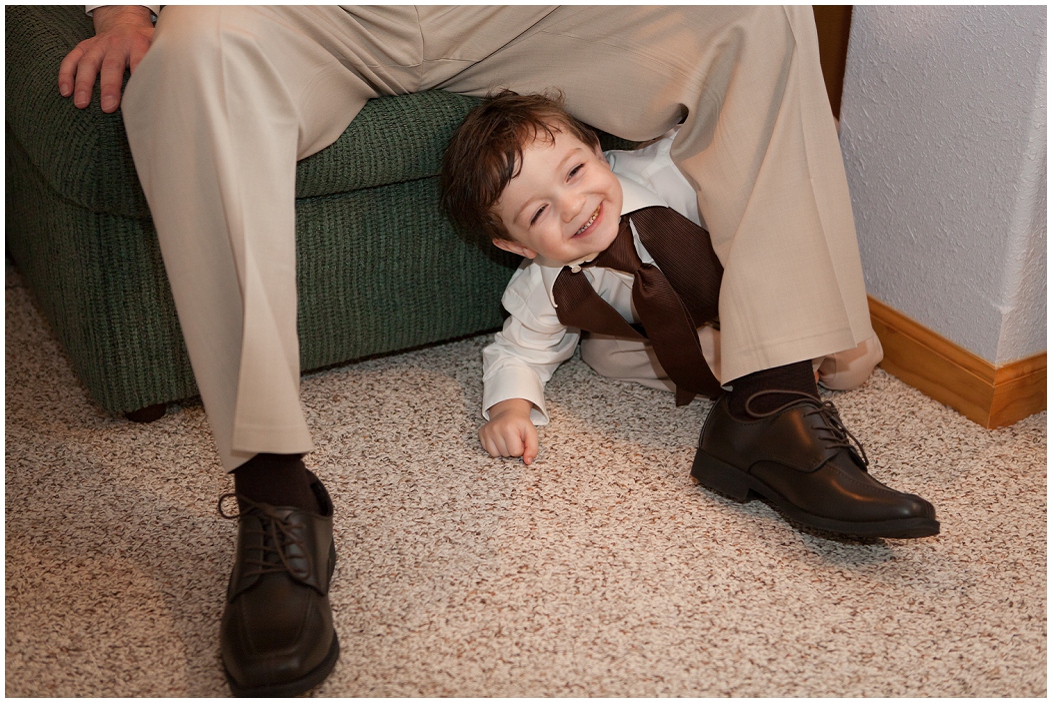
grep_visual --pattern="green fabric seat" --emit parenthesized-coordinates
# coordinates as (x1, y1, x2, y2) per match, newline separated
(5, 5, 632, 416)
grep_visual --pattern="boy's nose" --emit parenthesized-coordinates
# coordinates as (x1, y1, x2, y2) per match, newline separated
(560, 192, 585, 222)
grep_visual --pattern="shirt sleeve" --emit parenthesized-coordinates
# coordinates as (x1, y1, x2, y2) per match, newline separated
(481, 263, 580, 426)
(86, 5, 161, 21)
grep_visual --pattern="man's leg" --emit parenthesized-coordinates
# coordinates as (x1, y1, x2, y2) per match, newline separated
(433, 5, 936, 538)
(120, 6, 649, 694)
(121, 6, 437, 471)
(120, 6, 438, 695)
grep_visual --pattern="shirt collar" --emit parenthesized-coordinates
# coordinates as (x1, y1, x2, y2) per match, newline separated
(536, 173, 670, 308)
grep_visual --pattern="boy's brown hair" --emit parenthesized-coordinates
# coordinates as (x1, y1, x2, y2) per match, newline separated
(440, 90, 601, 248)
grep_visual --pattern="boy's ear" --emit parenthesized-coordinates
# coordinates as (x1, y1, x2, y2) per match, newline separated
(492, 238, 538, 259)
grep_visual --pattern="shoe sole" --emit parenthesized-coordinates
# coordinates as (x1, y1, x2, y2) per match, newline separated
(691, 450, 940, 539)
(225, 633, 340, 698)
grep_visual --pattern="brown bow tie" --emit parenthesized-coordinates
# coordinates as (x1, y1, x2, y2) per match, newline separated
(552, 206, 724, 405)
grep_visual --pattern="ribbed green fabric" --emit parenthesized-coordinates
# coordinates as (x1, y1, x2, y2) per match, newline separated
(6, 132, 198, 412)
(296, 92, 487, 198)
(295, 179, 522, 371)
(7, 127, 524, 413)
(5, 5, 638, 415)
(6, 6, 150, 219)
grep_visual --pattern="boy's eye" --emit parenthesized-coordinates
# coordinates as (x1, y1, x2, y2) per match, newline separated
(568, 164, 584, 179)
(530, 204, 547, 226)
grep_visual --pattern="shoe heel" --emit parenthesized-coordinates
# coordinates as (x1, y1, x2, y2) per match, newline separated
(691, 451, 753, 502)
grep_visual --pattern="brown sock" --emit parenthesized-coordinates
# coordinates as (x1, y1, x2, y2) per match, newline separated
(232, 453, 321, 513)
(727, 360, 819, 419)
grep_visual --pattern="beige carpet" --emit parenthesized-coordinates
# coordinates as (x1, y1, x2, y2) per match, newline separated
(5, 269, 1047, 697)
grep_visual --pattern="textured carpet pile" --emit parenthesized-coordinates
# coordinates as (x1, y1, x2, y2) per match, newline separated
(5, 271, 1047, 697)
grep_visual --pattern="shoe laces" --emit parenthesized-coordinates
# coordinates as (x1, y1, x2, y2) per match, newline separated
(218, 494, 312, 580)
(744, 389, 869, 468)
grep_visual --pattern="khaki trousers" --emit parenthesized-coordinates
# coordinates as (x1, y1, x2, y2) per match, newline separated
(121, 6, 874, 471)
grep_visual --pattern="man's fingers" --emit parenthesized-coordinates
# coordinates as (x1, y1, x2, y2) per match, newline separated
(128, 41, 150, 74)
(58, 7, 154, 110)
(57, 45, 86, 96)
(71, 45, 105, 108)
(98, 51, 129, 112)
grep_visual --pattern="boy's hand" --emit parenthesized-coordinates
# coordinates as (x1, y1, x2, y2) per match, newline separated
(479, 398, 539, 465)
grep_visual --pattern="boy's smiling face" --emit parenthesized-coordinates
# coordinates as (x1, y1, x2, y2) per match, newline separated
(492, 126, 623, 266)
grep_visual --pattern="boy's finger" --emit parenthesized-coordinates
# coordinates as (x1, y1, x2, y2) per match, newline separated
(480, 435, 499, 458)
(503, 431, 524, 459)
(489, 433, 513, 459)
(522, 430, 539, 465)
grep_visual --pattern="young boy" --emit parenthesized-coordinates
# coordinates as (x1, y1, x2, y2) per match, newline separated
(441, 91, 937, 539)
(441, 91, 882, 461)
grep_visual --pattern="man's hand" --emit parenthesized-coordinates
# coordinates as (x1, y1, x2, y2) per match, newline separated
(58, 6, 154, 113)
(479, 398, 540, 465)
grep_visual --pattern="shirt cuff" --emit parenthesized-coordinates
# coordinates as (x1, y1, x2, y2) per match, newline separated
(86, 5, 160, 22)
(482, 365, 550, 426)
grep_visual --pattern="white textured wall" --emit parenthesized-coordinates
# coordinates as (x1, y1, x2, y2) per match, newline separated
(838, 5, 1046, 365)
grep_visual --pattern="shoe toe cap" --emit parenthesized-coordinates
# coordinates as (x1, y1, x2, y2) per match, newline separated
(899, 493, 937, 520)
(221, 579, 335, 690)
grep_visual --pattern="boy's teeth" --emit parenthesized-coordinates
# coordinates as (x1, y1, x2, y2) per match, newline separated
(576, 207, 600, 235)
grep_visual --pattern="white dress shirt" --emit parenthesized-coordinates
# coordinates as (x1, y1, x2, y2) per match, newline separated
(85, 5, 161, 21)
(481, 129, 705, 424)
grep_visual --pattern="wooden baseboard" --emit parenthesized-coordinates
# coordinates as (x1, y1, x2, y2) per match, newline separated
(868, 297, 1046, 428)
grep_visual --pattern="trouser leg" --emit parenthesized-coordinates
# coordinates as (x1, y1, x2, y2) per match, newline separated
(817, 334, 884, 390)
(670, 6, 873, 383)
(122, 7, 423, 470)
(433, 5, 873, 383)
(427, 6, 929, 540)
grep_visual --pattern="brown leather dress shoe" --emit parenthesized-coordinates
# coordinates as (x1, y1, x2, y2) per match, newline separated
(692, 391, 939, 539)
(218, 473, 339, 697)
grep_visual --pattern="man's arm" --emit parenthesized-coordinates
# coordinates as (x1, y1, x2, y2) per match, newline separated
(58, 6, 155, 113)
